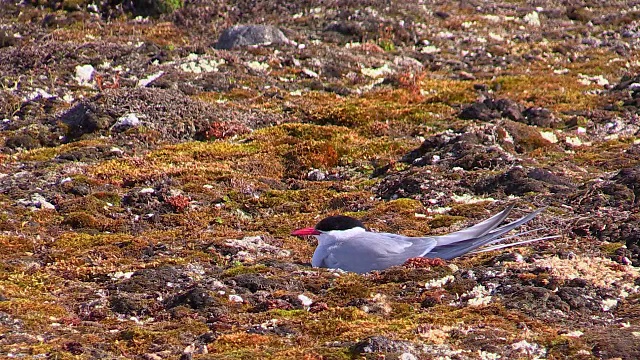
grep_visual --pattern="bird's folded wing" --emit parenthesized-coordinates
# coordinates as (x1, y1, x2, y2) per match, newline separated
(322, 233, 437, 274)
(426, 207, 546, 259)
(432, 205, 515, 246)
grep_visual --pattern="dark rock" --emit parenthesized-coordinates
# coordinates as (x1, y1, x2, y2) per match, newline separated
(0, 30, 16, 48)
(215, 25, 290, 50)
(247, 320, 297, 336)
(420, 293, 442, 308)
(112, 266, 189, 293)
(502, 285, 570, 313)
(459, 98, 557, 128)
(53, 88, 280, 146)
(588, 328, 640, 359)
(376, 167, 446, 203)
(459, 101, 494, 121)
(474, 166, 574, 195)
(60, 102, 112, 140)
(352, 336, 419, 354)
(523, 107, 555, 127)
(4, 134, 41, 150)
(611, 166, 640, 202)
(324, 22, 363, 37)
(55, 145, 118, 162)
(110, 295, 144, 315)
(615, 243, 640, 267)
(401, 129, 516, 170)
(473, 83, 489, 91)
(250, 298, 293, 313)
(494, 98, 525, 122)
(62, 342, 84, 355)
(556, 287, 588, 310)
(566, 7, 594, 22)
(129, 0, 183, 17)
(225, 273, 282, 293)
(164, 287, 216, 310)
(198, 332, 218, 344)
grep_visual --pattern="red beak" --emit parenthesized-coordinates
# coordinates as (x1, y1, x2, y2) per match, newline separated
(291, 227, 321, 236)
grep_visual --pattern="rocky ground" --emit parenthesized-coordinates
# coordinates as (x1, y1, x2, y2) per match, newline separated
(1, 0, 640, 359)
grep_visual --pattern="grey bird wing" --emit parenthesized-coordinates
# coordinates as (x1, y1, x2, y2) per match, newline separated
(425, 207, 546, 260)
(433, 205, 514, 246)
(320, 232, 437, 274)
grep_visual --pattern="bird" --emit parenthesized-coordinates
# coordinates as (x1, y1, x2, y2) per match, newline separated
(291, 205, 558, 274)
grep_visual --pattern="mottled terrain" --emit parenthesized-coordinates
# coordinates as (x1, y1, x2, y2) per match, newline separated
(1, 0, 640, 359)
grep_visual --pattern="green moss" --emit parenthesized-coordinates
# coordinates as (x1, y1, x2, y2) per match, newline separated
(92, 191, 122, 205)
(13, 147, 59, 161)
(62, 211, 103, 230)
(269, 309, 308, 318)
(600, 242, 624, 255)
(428, 214, 465, 229)
(131, 0, 183, 16)
(0, 298, 68, 328)
(253, 123, 346, 142)
(59, 195, 109, 214)
(52, 232, 133, 250)
(379, 198, 422, 212)
(257, 189, 335, 210)
(149, 141, 259, 162)
(62, 0, 86, 10)
(221, 264, 269, 277)
(378, 39, 396, 52)
(326, 274, 374, 301)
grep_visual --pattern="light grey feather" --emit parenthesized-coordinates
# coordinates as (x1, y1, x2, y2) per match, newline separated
(425, 207, 546, 259)
(432, 205, 514, 246)
(471, 234, 561, 254)
(318, 232, 437, 274)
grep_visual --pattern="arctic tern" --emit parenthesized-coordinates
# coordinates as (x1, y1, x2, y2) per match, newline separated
(291, 205, 558, 274)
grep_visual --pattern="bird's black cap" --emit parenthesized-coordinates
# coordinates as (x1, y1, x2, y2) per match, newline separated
(315, 215, 366, 232)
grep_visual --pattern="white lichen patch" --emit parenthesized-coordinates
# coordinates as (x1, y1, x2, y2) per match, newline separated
(74, 64, 95, 86)
(420, 45, 440, 54)
(509, 255, 640, 297)
(137, 71, 164, 87)
(297, 294, 313, 307)
(425, 275, 454, 290)
(224, 236, 291, 263)
(523, 11, 541, 27)
(246, 61, 270, 72)
(462, 285, 493, 307)
(565, 136, 589, 147)
(478, 350, 502, 359)
(562, 330, 584, 338)
(177, 54, 226, 73)
(110, 271, 134, 280)
(601, 298, 618, 311)
(451, 194, 496, 204)
(361, 64, 392, 78)
(511, 339, 546, 359)
(578, 74, 609, 86)
(539, 130, 558, 143)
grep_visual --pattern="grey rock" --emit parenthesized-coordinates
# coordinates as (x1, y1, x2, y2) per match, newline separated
(352, 336, 418, 354)
(306, 169, 326, 181)
(112, 113, 141, 131)
(215, 25, 290, 50)
(17, 193, 55, 210)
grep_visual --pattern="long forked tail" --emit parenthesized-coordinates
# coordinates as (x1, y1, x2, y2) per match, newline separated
(425, 207, 556, 260)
